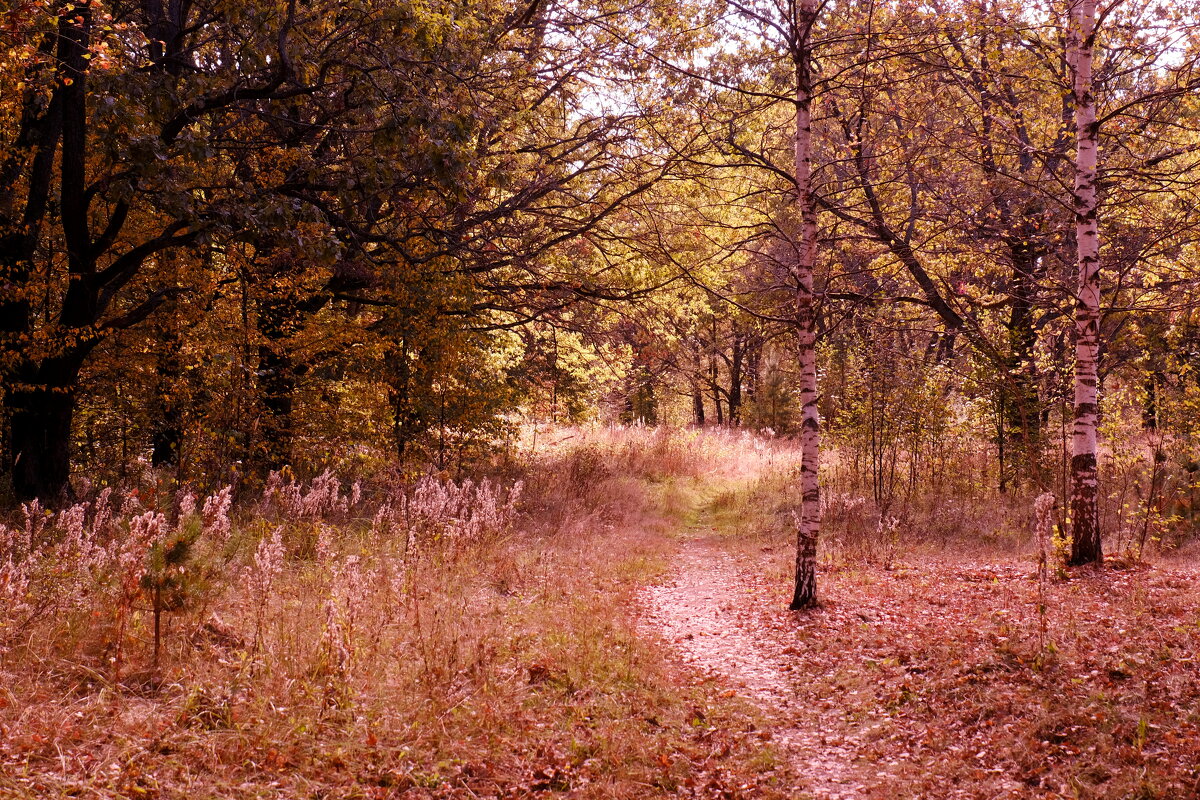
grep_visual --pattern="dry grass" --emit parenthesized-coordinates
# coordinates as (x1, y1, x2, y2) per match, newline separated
(11, 425, 1193, 800)
(0, 426, 797, 799)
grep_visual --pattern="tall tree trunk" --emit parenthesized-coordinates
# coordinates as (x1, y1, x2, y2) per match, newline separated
(9, 356, 83, 501)
(692, 381, 705, 426)
(150, 355, 183, 469)
(632, 364, 657, 424)
(790, 0, 821, 610)
(3, 12, 91, 502)
(744, 334, 761, 406)
(388, 339, 419, 461)
(1068, 0, 1103, 566)
(256, 287, 300, 472)
(965, 17, 1049, 490)
(257, 342, 296, 471)
(728, 329, 743, 425)
(150, 302, 183, 469)
(710, 356, 724, 425)
(252, 252, 333, 474)
(1001, 251, 1042, 488)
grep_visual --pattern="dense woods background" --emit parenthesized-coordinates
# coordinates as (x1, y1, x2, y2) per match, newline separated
(3, 0, 1199, 542)
(2, 0, 1200, 604)
(0, 0, 1193, 556)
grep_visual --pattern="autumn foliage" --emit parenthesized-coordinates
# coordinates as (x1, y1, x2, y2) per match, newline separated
(3, 0, 1200, 796)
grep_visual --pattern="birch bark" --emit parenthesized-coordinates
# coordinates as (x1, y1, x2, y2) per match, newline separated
(790, 0, 821, 609)
(1068, 0, 1103, 565)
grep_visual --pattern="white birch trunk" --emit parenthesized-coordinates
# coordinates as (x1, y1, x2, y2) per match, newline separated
(1068, 0, 1103, 565)
(790, 0, 821, 609)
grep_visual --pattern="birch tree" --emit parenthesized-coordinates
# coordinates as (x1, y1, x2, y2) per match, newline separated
(1068, 0, 1103, 565)
(789, 0, 821, 609)
(682, 0, 828, 606)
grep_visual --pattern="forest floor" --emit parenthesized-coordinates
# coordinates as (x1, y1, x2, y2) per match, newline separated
(643, 480, 1200, 800)
(4, 429, 1200, 799)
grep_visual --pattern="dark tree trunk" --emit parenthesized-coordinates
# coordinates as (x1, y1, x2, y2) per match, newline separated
(388, 336, 436, 463)
(256, 286, 302, 472)
(389, 343, 415, 461)
(710, 358, 723, 425)
(728, 331, 743, 425)
(692, 383, 705, 426)
(744, 335, 761, 405)
(627, 365, 657, 424)
(257, 342, 296, 471)
(997, 397, 1006, 494)
(0, 27, 69, 501)
(252, 253, 335, 474)
(150, 323, 183, 469)
(999, 249, 1043, 488)
(8, 356, 83, 502)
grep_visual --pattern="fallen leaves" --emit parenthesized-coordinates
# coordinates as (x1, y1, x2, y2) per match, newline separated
(649, 539, 1200, 799)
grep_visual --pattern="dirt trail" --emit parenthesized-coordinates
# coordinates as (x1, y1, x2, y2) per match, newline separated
(640, 533, 866, 799)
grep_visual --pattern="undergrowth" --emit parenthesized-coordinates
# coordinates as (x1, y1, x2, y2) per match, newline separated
(0, 425, 796, 799)
(11, 424, 1190, 799)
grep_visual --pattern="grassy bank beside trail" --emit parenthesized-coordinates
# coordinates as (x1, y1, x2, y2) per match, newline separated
(0, 427, 798, 799)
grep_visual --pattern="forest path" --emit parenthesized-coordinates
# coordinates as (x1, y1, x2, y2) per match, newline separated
(638, 488, 868, 800)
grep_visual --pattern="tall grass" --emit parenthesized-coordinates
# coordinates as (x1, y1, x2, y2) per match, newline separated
(0, 426, 792, 798)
